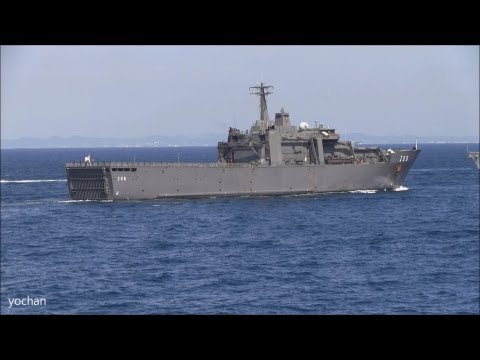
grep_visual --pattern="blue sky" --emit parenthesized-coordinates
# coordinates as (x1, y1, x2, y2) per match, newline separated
(1, 45, 478, 139)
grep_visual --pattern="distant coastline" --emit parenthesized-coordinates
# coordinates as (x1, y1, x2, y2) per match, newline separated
(1, 134, 479, 149)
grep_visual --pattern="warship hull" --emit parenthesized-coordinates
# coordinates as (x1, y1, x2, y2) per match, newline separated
(65, 82, 422, 201)
(468, 152, 479, 169)
(66, 149, 420, 201)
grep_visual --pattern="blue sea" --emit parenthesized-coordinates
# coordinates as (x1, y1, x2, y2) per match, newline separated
(1, 144, 479, 314)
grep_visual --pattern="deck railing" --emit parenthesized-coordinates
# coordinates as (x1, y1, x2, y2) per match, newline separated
(65, 161, 257, 168)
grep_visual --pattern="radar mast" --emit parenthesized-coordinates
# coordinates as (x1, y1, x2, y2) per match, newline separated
(250, 83, 273, 126)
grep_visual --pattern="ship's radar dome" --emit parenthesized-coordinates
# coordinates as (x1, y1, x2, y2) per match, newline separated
(299, 122, 310, 131)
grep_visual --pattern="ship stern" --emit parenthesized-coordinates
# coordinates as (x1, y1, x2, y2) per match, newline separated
(65, 164, 113, 200)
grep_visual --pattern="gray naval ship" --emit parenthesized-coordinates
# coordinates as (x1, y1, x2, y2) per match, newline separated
(65, 83, 420, 201)
(468, 152, 480, 169)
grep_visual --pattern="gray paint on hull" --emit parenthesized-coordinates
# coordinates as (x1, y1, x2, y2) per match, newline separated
(468, 152, 480, 169)
(66, 149, 419, 201)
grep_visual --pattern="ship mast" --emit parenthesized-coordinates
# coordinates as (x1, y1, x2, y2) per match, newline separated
(250, 82, 273, 123)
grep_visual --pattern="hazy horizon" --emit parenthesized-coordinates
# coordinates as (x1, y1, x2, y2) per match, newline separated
(1, 45, 478, 140)
(2, 133, 478, 149)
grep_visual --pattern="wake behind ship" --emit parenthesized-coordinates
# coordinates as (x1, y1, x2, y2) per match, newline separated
(65, 83, 420, 201)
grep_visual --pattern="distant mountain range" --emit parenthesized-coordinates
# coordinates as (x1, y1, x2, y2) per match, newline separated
(0, 134, 224, 148)
(1, 134, 478, 148)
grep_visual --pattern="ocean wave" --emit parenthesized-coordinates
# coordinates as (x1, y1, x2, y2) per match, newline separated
(281, 193, 313, 198)
(57, 199, 113, 203)
(1, 179, 67, 184)
(411, 167, 471, 172)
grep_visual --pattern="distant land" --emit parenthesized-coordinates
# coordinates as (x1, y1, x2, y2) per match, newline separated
(1, 134, 479, 149)
(0, 134, 223, 149)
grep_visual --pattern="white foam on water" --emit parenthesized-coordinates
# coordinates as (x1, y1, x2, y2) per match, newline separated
(1, 179, 67, 184)
(393, 186, 409, 192)
(349, 190, 378, 194)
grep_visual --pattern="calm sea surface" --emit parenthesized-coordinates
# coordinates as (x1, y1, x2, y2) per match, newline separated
(1, 144, 479, 314)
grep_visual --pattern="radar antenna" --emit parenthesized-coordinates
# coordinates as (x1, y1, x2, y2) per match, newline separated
(249, 82, 273, 122)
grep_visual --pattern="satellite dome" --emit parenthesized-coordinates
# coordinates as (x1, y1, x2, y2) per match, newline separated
(299, 122, 310, 131)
